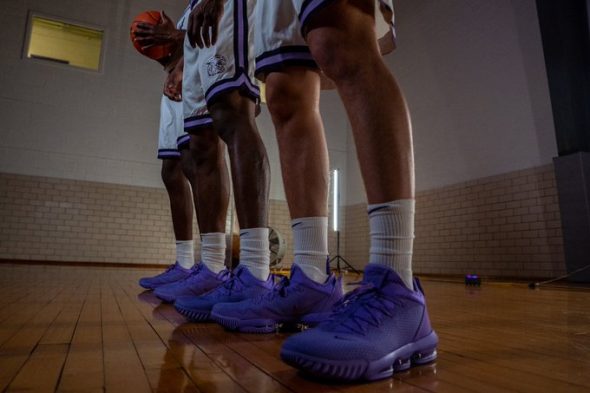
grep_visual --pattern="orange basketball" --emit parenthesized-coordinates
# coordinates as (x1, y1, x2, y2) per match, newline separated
(130, 10, 177, 62)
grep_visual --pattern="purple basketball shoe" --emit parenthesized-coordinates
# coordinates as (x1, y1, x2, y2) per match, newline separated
(211, 264, 343, 333)
(174, 265, 273, 322)
(280, 264, 438, 381)
(154, 263, 229, 303)
(138, 262, 192, 290)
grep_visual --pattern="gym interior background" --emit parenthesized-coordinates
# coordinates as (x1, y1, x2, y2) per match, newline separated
(0, 0, 567, 279)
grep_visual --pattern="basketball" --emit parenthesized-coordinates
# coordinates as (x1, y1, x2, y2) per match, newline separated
(130, 10, 177, 62)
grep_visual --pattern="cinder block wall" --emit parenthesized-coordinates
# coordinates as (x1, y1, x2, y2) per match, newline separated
(1, 164, 565, 278)
(0, 173, 178, 264)
(345, 165, 565, 278)
(0, 172, 297, 267)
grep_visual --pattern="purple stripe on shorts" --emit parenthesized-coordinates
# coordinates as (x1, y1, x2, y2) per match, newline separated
(300, 0, 327, 28)
(158, 150, 181, 158)
(184, 117, 213, 129)
(177, 134, 191, 145)
(255, 52, 315, 70)
(237, 0, 245, 69)
(205, 74, 259, 103)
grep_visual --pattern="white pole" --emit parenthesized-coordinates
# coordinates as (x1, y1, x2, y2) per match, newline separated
(333, 169, 339, 232)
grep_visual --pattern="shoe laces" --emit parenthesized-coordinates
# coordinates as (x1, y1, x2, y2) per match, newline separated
(254, 274, 291, 301)
(184, 263, 205, 284)
(157, 263, 178, 277)
(326, 283, 397, 335)
(213, 270, 244, 297)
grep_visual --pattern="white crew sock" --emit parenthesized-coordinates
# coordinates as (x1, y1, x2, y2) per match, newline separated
(176, 240, 195, 269)
(292, 217, 329, 283)
(368, 199, 414, 289)
(238, 228, 270, 281)
(200, 232, 226, 273)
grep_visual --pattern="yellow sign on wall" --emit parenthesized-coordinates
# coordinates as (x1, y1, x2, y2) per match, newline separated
(27, 16, 104, 71)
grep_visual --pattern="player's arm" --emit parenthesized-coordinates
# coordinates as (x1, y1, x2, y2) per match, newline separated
(164, 56, 184, 102)
(187, 0, 224, 48)
(134, 11, 184, 50)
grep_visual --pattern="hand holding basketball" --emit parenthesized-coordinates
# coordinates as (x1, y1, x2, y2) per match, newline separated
(133, 11, 177, 50)
(130, 10, 180, 63)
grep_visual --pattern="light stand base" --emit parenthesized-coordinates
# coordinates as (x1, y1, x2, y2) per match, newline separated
(329, 230, 361, 275)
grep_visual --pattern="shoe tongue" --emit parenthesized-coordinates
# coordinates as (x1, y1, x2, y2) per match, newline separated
(234, 265, 257, 282)
(288, 264, 306, 284)
(362, 264, 405, 291)
(234, 265, 247, 278)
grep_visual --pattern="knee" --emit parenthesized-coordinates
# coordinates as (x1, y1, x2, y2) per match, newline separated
(266, 83, 304, 126)
(209, 96, 249, 142)
(309, 36, 366, 83)
(189, 133, 220, 168)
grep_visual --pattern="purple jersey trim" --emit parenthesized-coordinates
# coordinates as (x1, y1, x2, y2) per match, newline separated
(184, 115, 213, 129)
(236, 0, 246, 69)
(300, 0, 396, 40)
(299, 0, 336, 31)
(205, 73, 260, 104)
(255, 47, 317, 75)
(176, 134, 191, 149)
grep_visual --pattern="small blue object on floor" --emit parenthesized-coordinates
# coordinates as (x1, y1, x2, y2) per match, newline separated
(465, 274, 481, 286)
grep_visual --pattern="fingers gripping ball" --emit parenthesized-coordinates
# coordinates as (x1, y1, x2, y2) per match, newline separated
(130, 10, 177, 62)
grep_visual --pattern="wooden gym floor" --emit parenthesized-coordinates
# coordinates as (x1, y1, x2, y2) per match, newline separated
(0, 263, 588, 393)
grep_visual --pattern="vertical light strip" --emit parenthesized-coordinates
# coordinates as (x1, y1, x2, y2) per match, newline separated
(333, 169, 339, 231)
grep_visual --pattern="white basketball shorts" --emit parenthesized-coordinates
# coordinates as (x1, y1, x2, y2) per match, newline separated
(183, 0, 259, 134)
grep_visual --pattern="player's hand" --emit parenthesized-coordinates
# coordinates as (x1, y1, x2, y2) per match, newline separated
(378, 2, 396, 55)
(134, 11, 180, 50)
(187, 0, 224, 48)
(380, 1, 394, 24)
(164, 60, 183, 101)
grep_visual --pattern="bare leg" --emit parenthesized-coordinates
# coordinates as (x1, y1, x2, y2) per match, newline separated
(180, 128, 230, 234)
(306, 0, 414, 203)
(161, 158, 193, 240)
(209, 91, 270, 229)
(265, 67, 328, 219)
(138, 157, 194, 288)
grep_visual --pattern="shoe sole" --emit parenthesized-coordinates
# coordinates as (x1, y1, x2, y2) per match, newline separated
(155, 285, 221, 304)
(154, 293, 175, 303)
(281, 331, 438, 381)
(211, 313, 278, 333)
(175, 304, 211, 322)
(211, 312, 329, 334)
